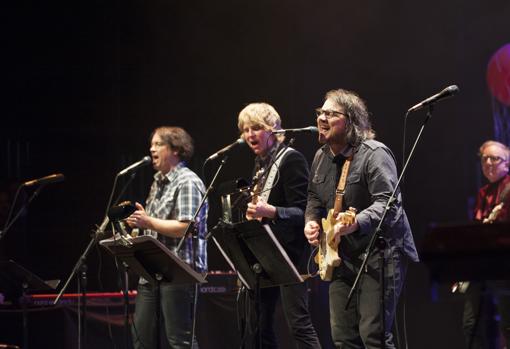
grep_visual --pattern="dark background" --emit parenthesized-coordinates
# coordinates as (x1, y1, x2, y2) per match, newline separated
(1, 1, 509, 348)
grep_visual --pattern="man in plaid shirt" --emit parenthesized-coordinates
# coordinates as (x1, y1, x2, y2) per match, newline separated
(127, 126, 207, 349)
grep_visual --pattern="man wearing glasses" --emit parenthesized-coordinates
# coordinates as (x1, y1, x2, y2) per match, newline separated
(462, 140, 510, 348)
(304, 88, 418, 349)
(475, 141, 510, 221)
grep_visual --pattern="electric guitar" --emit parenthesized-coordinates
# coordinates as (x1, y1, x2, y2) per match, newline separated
(314, 207, 357, 281)
(246, 168, 265, 221)
(483, 202, 504, 223)
(484, 184, 510, 224)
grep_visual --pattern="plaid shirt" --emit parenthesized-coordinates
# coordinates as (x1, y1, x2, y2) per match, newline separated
(144, 162, 208, 272)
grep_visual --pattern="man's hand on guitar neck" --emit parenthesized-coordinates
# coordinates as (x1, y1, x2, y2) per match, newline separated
(304, 221, 320, 246)
(246, 198, 277, 221)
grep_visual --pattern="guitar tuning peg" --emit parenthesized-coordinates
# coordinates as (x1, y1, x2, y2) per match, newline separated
(348, 207, 357, 213)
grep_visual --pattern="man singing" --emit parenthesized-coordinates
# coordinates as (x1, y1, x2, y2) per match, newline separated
(304, 89, 418, 349)
(127, 126, 207, 349)
(238, 103, 321, 348)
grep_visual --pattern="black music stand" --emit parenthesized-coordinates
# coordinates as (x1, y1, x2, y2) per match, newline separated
(211, 220, 303, 348)
(0, 260, 57, 349)
(212, 220, 303, 289)
(99, 235, 206, 349)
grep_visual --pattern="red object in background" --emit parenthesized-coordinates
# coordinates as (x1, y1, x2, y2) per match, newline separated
(487, 43, 510, 106)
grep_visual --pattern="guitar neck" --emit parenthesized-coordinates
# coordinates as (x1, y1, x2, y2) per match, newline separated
(332, 192, 343, 217)
(251, 168, 265, 204)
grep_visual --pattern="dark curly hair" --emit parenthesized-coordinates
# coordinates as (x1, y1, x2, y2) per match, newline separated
(325, 89, 375, 146)
(150, 126, 194, 161)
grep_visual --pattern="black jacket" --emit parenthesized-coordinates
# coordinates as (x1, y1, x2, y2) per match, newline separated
(258, 146, 311, 268)
(305, 140, 419, 262)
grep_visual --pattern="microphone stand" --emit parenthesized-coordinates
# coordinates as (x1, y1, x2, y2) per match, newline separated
(175, 155, 230, 349)
(177, 156, 229, 252)
(110, 172, 140, 348)
(53, 170, 139, 349)
(345, 105, 434, 348)
(0, 184, 45, 241)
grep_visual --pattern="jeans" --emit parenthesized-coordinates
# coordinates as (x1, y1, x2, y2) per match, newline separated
(329, 248, 407, 349)
(242, 281, 321, 349)
(132, 282, 197, 349)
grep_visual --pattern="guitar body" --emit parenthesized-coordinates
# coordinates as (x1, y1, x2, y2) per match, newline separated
(315, 207, 356, 281)
(483, 202, 504, 224)
(314, 209, 341, 281)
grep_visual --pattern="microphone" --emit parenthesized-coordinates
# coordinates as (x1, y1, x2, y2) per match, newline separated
(23, 173, 65, 187)
(272, 126, 318, 135)
(108, 201, 137, 221)
(118, 156, 152, 176)
(408, 85, 459, 112)
(206, 139, 245, 161)
(96, 201, 137, 236)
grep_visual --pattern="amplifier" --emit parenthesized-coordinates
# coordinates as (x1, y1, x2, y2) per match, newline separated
(200, 270, 238, 294)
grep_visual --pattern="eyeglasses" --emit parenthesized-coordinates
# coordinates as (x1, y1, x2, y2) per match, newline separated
(480, 154, 507, 164)
(315, 108, 348, 120)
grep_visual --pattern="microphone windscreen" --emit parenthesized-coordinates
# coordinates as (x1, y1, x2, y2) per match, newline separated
(108, 201, 136, 221)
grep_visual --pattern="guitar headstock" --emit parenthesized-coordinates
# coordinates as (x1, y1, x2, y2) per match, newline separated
(250, 168, 265, 197)
(246, 168, 266, 221)
(338, 207, 357, 225)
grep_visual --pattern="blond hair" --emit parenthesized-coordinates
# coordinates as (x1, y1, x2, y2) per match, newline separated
(238, 103, 282, 132)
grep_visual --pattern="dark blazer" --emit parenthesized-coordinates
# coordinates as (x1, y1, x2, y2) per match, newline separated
(262, 147, 310, 268)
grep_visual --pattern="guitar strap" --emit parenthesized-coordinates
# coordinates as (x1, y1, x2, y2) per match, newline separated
(333, 155, 352, 217)
(259, 146, 293, 202)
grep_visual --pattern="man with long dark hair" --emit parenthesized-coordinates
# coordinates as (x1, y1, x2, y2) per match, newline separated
(304, 89, 418, 349)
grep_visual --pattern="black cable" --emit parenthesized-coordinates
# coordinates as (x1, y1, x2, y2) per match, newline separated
(1, 185, 43, 241)
(96, 237, 117, 349)
(397, 110, 413, 349)
(306, 246, 320, 279)
(401, 111, 410, 187)
(190, 283, 199, 349)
